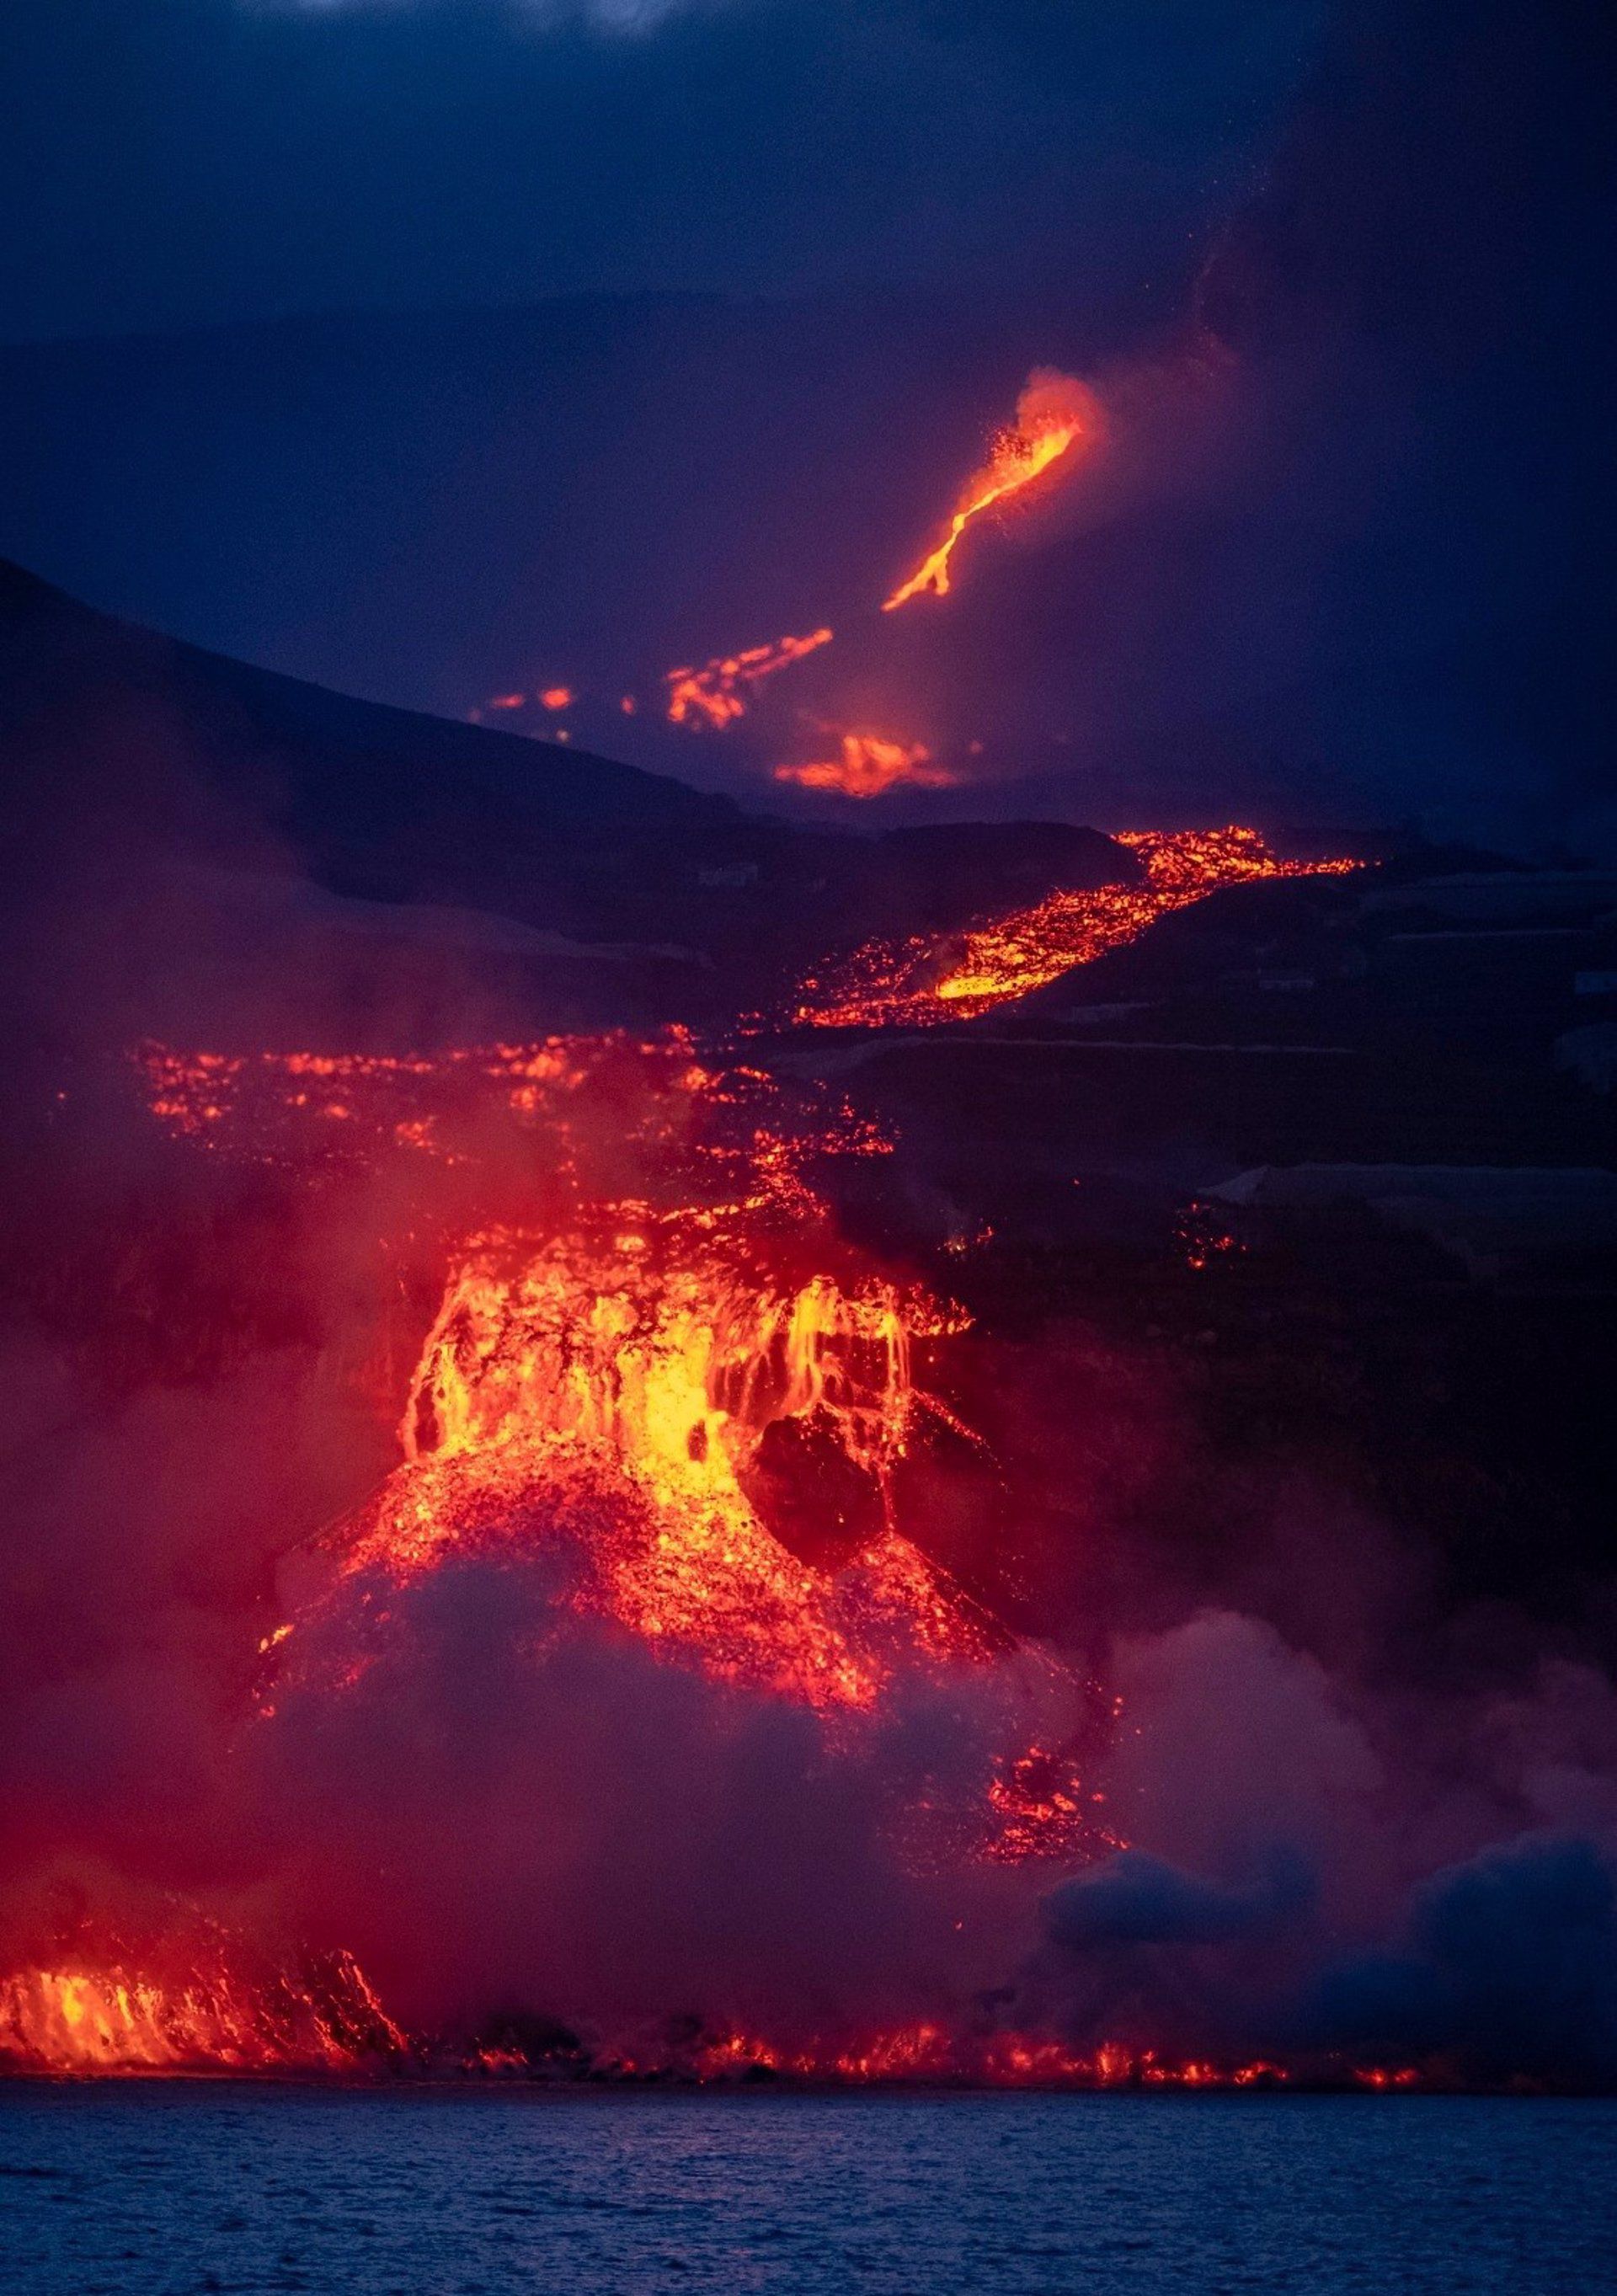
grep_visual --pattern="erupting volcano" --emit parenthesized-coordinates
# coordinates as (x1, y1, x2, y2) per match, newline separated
(472, 366, 1109, 791)
(883, 369, 1103, 611)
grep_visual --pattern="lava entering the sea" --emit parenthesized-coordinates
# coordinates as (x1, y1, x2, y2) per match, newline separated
(0, 1937, 407, 2076)
(0, 1028, 1139, 2080)
(8, 1002, 1469, 2090)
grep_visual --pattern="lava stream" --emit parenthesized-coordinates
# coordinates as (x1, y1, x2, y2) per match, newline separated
(665, 627, 834, 729)
(792, 825, 1358, 1028)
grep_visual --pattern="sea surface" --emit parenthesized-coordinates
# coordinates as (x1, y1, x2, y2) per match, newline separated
(3, 2085, 1614, 2295)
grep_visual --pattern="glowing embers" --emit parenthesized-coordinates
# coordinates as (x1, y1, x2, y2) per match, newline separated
(774, 734, 958, 800)
(136, 1031, 721, 1170)
(665, 627, 834, 729)
(883, 369, 1102, 611)
(302, 1222, 984, 1711)
(792, 825, 1358, 1028)
(467, 686, 575, 724)
(0, 1942, 405, 2075)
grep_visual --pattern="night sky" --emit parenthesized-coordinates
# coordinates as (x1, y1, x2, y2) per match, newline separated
(2, 3, 1318, 339)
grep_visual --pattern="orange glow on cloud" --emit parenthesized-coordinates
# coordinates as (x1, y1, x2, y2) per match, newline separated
(774, 734, 958, 799)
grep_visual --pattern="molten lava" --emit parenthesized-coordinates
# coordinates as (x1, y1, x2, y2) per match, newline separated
(0, 1942, 405, 2075)
(883, 369, 1102, 611)
(307, 1220, 988, 1712)
(792, 825, 1358, 1028)
(47, 992, 1435, 2090)
(774, 734, 958, 799)
(140, 1030, 1109, 1824)
(665, 627, 834, 729)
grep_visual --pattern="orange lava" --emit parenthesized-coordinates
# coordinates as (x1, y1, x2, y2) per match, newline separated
(774, 734, 958, 799)
(883, 370, 1102, 611)
(611, 2023, 1294, 2089)
(136, 1033, 700, 1164)
(139, 1033, 1011, 1715)
(0, 1944, 406, 2075)
(792, 825, 1358, 1028)
(665, 626, 834, 729)
(93, 1033, 1141, 2080)
(313, 1218, 986, 1711)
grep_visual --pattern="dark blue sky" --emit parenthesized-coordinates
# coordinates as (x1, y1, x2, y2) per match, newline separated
(1, 1, 1322, 340)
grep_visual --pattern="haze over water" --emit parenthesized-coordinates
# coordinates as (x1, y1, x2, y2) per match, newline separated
(3, 2087, 1614, 2295)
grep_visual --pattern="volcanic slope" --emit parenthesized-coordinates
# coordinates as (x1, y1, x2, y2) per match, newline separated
(0, 559, 1143, 1046)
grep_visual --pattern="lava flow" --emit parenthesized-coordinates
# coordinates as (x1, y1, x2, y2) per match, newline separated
(665, 626, 834, 729)
(307, 1220, 990, 1712)
(140, 1029, 1107, 1826)
(883, 369, 1102, 611)
(7, 1026, 1133, 2077)
(8, 1020, 1464, 2088)
(792, 825, 1358, 1028)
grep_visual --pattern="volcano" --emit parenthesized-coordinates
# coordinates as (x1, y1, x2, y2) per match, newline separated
(3, 560, 1614, 2094)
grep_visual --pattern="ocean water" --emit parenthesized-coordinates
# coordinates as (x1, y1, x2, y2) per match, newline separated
(3, 2085, 1614, 2295)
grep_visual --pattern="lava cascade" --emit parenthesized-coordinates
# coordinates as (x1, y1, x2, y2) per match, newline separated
(305, 1220, 989, 1712)
(141, 1031, 1099, 1783)
(0, 1942, 406, 2075)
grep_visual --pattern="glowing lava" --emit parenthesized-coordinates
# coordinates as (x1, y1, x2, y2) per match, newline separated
(665, 627, 834, 729)
(309, 1221, 987, 1712)
(883, 369, 1102, 611)
(13, 1028, 1430, 2087)
(793, 825, 1358, 1028)
(0, 1944, 405, 2074)
(774, 734, 958, 799)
